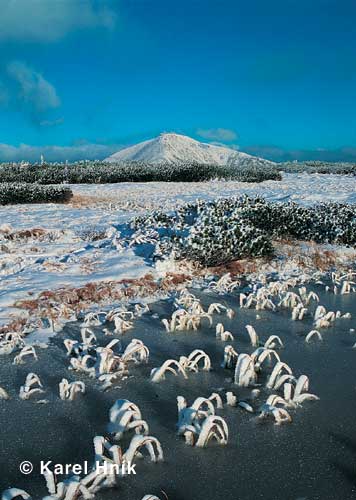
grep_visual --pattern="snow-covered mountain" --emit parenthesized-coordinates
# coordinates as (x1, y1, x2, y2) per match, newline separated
(105, 133, 274, 167)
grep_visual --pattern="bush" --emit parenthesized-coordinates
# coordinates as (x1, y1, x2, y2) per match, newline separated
(176, 208, 273, 266)
(233, 197, 356, 245)
(0, 183, 73, 205)
(131, 197, 356, 266)
(0, 161, 282, 184)
(280, 161, 356, 175)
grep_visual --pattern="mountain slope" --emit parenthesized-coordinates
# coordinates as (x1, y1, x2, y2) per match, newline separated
(105, 133, 274, 167)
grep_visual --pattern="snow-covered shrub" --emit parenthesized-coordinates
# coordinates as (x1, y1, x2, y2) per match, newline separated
(0, 183, 72, 205)
(280, 161, 356, 175)
(0, 161, 281, 184)
(175, 205, 273, 266)
(236, 197, 356, 245)
(133, 198, 273, 266)
(131, 196, 356, 266)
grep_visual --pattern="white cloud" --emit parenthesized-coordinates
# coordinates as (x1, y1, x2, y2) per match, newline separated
(7, 61, 60, 113)
(0, 0, 117, 42)
(209, 141, 240, 150)
(197, 128, 238, 142)
(1, 61, 61, 125)
(0, 142, 119, 162)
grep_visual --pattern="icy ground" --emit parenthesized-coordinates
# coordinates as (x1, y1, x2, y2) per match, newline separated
(1, 287, 356, 500)
(1, 173, 356, 329)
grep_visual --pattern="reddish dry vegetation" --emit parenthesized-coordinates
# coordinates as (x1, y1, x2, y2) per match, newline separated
(1, 227, 48, 241)
(0, 318, 27, 335)
(206, 239, 355, 277)
(310, 249, 339, 271)
(279, 241, 345, 271)
(67, 194, 116, 207)
(206, 251, 279, 278)
(208, 258, 262, 277)
(11, 272, 192, 328)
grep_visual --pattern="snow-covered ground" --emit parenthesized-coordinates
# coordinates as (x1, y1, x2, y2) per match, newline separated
(69, 172, 356, 210)
(1, 173, 356, 328)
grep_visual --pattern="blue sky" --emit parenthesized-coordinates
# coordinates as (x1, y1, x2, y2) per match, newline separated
(0, 0, 355, 162)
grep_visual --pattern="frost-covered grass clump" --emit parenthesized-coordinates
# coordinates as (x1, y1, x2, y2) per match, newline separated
(132, 196, 356, 266)
(0, 183, 72, 205)
(0, 161, 282, 184)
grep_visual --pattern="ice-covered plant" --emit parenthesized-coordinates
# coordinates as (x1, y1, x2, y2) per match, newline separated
(0, 386, 10, 400)
(0, 332, 24, 356)
(122, 339, 149, 364)
(107, 399, 149, 440)
(305, 330, 323, 343)
(150, 359, 187, 383)
(258, 404, 292, 425)
(59, 379, 86, 401)
(264, 335, 283, 349)
(216, 323, 234, 341)
(123, 435, 164, 464)
(1, 489, 32, 500)
(179, 349, 211, 372)
(245, 325, 259, 346)
(19, 373, 44, 400)
(222, 345, 238, 369)
(282, 375, 319, 407)
(251, 347, 280, 369)
(234, 353, 257, 387)
(177, 395, 228, 447)
(184, 416, 229, 447)
(13, 345, 37, 365)
(266, 362, 293, 390)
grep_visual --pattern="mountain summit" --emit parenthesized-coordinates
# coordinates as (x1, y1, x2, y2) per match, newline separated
(105, 133, 274, 167)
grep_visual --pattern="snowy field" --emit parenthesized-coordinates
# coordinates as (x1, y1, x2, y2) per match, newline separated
(1, 173, 356, 330)
(69, 172, 356, 209)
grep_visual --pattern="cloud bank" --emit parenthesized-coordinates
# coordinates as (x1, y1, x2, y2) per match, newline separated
(0, 0, 117, 42)
(0, 141, 355, 164)
(0, 142, 119, 163)
(244, 145, 356, 163)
